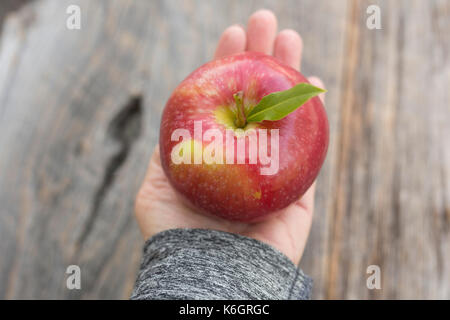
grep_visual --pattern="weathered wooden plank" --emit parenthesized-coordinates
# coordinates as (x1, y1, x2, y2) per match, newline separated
(0, 0, 155, 299)
(325, 0, 450, 299)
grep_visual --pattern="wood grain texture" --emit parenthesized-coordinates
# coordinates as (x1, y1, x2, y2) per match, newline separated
(0, 0, 448, 299)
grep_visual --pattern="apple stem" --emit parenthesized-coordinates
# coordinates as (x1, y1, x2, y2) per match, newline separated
(233, 91, 246, 128)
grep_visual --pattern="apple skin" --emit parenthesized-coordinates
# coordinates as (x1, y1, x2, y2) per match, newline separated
(159, 52, 329, 222)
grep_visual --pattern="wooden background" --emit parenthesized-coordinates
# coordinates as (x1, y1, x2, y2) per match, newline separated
(0, 0, 448, 299)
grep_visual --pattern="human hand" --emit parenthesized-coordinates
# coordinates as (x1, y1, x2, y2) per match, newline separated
(135, 9, 325, 265)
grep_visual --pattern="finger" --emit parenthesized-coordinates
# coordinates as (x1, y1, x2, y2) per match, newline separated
(246, 9, 277, 54)
(214, 25, 247, 59)
(274, 29, 303, 71)
(308, 76, 326, 103)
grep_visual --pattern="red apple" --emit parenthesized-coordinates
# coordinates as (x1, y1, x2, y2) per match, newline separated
(159, 52, 329, 222)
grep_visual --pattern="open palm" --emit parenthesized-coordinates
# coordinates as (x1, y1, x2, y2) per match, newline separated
(135, 10, 325, 264)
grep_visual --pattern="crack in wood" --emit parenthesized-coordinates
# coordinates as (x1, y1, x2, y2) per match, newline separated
(75, 95, 142, 253)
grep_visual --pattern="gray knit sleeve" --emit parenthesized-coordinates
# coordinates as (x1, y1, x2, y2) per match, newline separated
(130, 228, 312, 300)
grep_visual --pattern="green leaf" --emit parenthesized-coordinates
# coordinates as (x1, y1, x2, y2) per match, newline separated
(246, 83, 326, 123)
